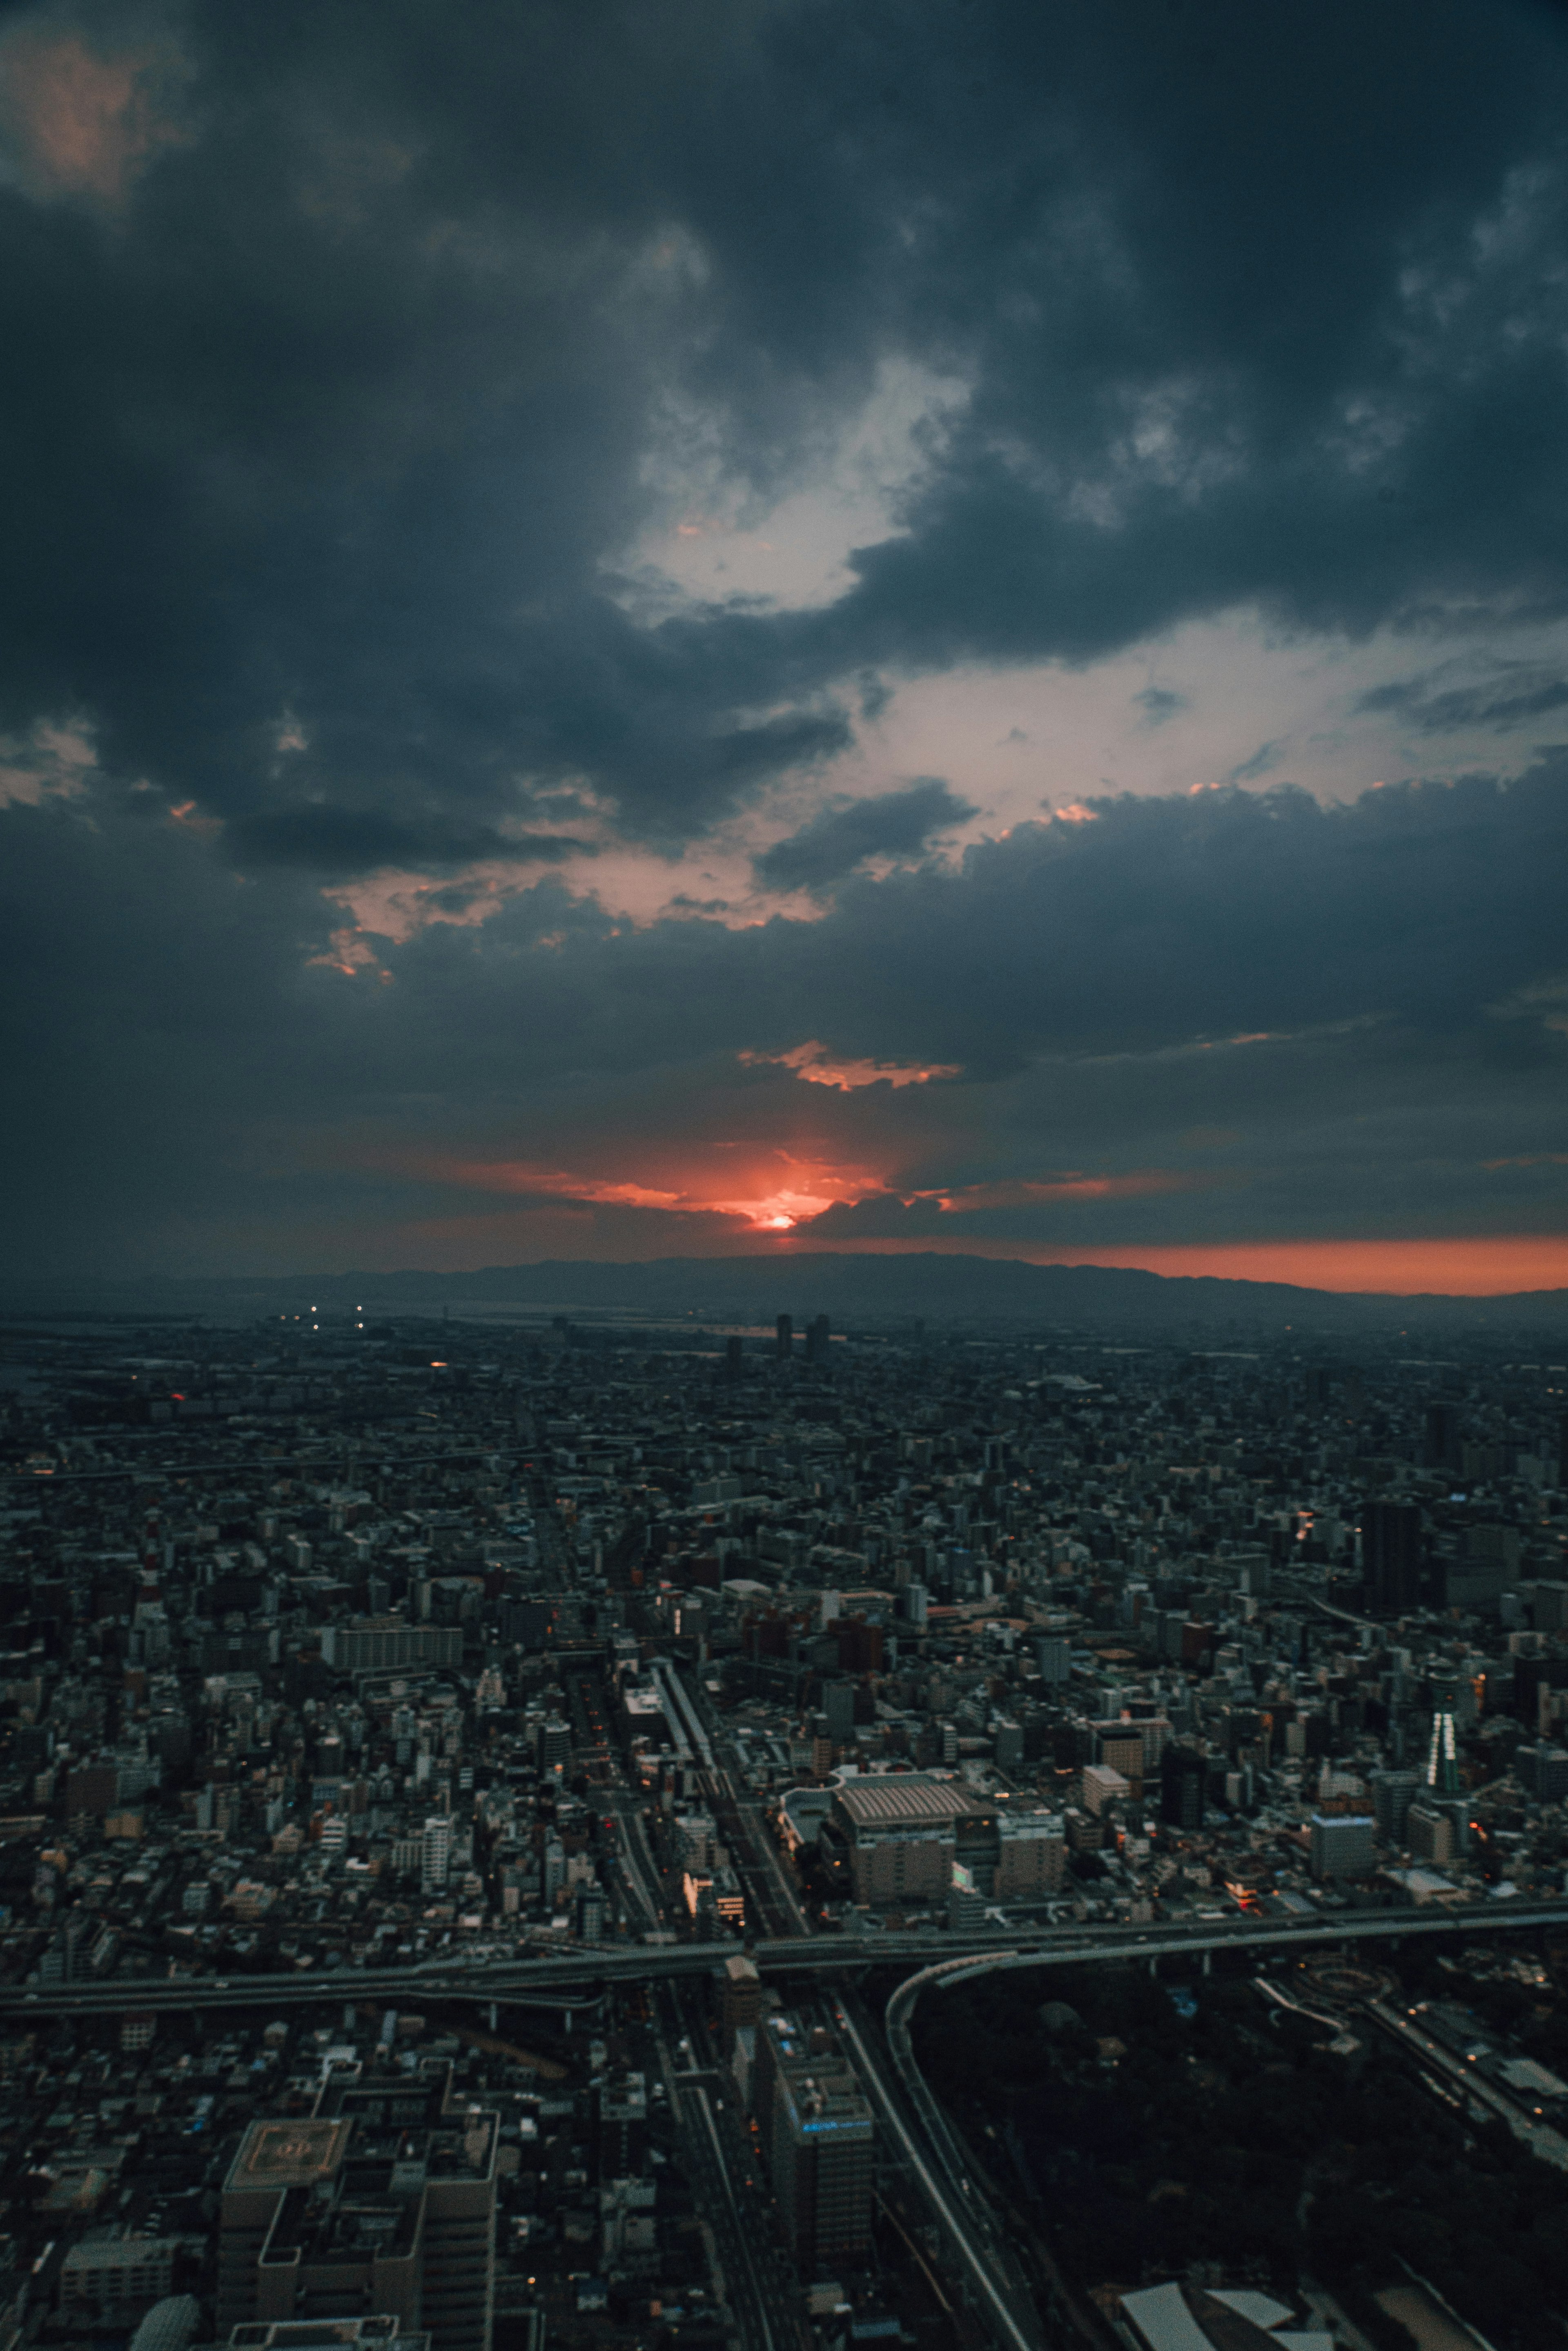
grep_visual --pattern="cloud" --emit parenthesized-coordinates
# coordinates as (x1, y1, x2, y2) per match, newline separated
(6, 757, 1568, 1272)
(1133, 687, 1187, 727)
(0, 0, 1563, 894)
(0, 25, 187, 205)
(753, 777, 976, 894)
(739, 1040, 962, 1090)
(1227, 738, 1284, 782)
(4, 0, 1568, 1277)
(1356, 668, 1568, 734)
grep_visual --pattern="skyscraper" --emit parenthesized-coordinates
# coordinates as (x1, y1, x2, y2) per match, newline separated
(775, 1314, 793, 1360)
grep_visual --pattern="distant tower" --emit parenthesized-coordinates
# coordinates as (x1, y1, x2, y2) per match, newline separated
(805, 1313, 830, 1366)
(1425, 1674, 1461, 1797)
(776, 1314, 793, 1360)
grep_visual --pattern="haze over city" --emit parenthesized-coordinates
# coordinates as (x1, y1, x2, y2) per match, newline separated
(3, 0, 1568, 1298)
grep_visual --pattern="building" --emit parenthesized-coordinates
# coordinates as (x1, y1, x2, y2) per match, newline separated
(1160, 1744, 1207, 1832)
(775, 1314, 793, 1359)
(823, 1774, 999, 1905)
(720, 1953, 764, 2050)
(422, 1815, 452, 1894)
(1036, 1636, 1071, 1685)
(765, 2027, 874, 2267)
(60, 2235, 178, 2318)
(1309, 1814, 1374, 1881)
(993, 1809, 1066, 1898)
(597, 2071, 648, 2180)
(1363, 1502, 1423, 1612)
(217, 2067, 497, 2351)
(220, 2325, 429, 2351)
(320, 1620, 463, 1674)
(1372, 1768, 1421, 1845)
(1080, 1763, 1129, 1818)
(1408, 1802, 1463, 1864)
(127, 2300, 199, 2351)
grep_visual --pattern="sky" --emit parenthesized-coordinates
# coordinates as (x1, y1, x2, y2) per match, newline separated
(4, 0, 1568, 1297)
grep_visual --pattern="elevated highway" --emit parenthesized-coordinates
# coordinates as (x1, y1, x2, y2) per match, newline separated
(5, 1898, 1566, 2017)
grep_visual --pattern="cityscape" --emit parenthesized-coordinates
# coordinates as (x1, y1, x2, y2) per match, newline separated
(5, 5, 1568, 2351)
(2, 1304, 1568, 2351)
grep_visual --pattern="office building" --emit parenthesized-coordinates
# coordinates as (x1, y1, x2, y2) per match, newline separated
(217, 2067, 497, 2351)
(804, 1314, 831, 1366)
(1372, 1768, 1421, 1845)
(1309, 1813, 1374, 1881)
(1160, 1744, 1207, 1832)
(766, 2028, 874, 2268)
(775, 1313, 793, 1359)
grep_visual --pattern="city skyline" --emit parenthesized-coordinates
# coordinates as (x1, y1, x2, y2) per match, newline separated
(3, 2, 1568, 1292)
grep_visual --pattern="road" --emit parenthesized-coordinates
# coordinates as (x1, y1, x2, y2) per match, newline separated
(833, 1986, 1042, 2351)
(12, 1899, 1566, 2016)
(655, 1974, 794, 2351)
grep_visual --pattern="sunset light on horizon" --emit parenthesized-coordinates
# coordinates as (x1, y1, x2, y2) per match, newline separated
(2, 0, 1566, 1311)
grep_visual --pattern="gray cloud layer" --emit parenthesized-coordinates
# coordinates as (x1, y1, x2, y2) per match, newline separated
(3, 0, 1568, 1270)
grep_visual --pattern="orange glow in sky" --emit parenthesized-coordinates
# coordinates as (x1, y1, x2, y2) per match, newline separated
(739, 1040, 962, 1090)
(775, 1234, 1568, 1296)
(399, 1149, 889, 1233)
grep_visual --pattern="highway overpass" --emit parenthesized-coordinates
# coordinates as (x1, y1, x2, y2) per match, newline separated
(4, 1899, 1567, 2017)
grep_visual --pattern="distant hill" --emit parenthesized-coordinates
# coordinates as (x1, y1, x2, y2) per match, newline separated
(7, 1252, 1568, 1336)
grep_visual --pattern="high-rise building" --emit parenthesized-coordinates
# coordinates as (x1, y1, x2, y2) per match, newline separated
(1036, 1635, 1071, 1685)
(422, 1814, 452, 1894)
(775, 1314, 793, 1360)
(766, 2030, 873, 2267)
(1309, 1813, 1374, 1880)
(1363, 1501, 1423, 1612)
(822, 1680, 856, 1746)
(217, 2067, 496, 2351)
(1372, 1768, 1420, 1845)
(804, 1314, 831, 1366)
(1425, 1674, 1461, 1796)
(1159, 1744, 1207, 1832)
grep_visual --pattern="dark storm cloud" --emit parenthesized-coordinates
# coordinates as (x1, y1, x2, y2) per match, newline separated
(9, 759, 1564, 1268)
(752, 778, 976, 895)
(1356, 669, 1568, 735)
(1, 0, 1567, 878)
(232, 808, 591, 875)
(5, 0, 1568, 1272)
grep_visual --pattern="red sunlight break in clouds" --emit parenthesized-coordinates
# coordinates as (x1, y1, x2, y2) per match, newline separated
(403, 1150, 893, 1234)
(777, 1235, 1568, 1296)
